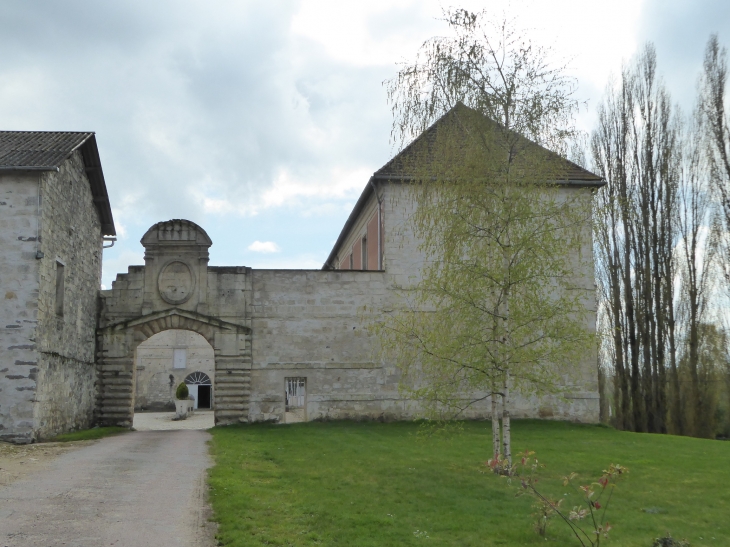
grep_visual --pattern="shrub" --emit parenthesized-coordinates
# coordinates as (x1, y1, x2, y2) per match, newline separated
(175, 382, 189, 400)
(652, 535, 690, 547)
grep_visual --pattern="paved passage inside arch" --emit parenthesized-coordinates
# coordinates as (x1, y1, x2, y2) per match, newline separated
(0, 430, 215, 546)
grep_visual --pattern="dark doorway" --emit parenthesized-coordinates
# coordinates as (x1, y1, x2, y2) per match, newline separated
(197, 385, 212, 409)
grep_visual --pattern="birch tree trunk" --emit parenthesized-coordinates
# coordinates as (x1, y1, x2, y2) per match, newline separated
(502, 371, 512, 466)
(491, 389, 501, 461)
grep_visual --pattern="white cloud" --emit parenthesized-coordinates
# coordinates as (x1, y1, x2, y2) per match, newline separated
(247, 240, 280, 253)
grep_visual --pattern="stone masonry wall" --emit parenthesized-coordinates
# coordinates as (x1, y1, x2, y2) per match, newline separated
(250, 269, 399, 422)
(380, 183, 599, 421)
(33, 151, 103, 439)
(0, 172, 42, 442)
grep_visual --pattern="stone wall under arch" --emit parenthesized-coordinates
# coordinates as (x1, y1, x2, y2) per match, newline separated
(134, 329, 215, 411)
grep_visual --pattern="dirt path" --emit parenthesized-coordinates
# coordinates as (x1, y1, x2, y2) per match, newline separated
(0, 430, 216, 547)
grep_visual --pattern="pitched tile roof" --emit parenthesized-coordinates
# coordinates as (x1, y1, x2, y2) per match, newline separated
(0, 131, 94, 169)
(0, 131, 115, 235)
(374, 102, 602, 183)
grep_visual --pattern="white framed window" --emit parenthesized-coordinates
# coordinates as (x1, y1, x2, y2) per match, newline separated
(173, 348, 187, 369)
(285, 377, 306, 409)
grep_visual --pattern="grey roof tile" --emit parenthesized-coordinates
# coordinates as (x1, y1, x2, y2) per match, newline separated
(0, 131, 116, 235)
(0, 131, 94, 168)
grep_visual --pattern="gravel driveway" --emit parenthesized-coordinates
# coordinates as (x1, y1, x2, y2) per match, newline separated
(0, 430, 215, 547)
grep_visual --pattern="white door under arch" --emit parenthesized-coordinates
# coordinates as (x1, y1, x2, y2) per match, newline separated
(185, 371, 212, 410)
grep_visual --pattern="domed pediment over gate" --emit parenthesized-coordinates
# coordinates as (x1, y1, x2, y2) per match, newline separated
(140, 219, 212, 315)
(141, 219, 212, 248)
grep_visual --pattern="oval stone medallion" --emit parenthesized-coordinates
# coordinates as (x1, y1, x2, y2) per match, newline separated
(158, 261, 194, 304)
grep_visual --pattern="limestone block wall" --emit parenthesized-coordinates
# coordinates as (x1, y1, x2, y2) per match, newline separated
(206, 266, 251, 326)
(379, 183, 599, 421)
(134, 329, 215, 410)
(249, 269, 399, 422)
(321, 183, 598, 422)
(34, 151, 103, 439)
(0, 172, 42, 442)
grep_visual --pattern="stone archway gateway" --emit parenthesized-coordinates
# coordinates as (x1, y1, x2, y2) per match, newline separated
(97, 220, 252, 427)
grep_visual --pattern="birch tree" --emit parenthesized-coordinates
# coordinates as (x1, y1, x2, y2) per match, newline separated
(379, 9, 594, 464)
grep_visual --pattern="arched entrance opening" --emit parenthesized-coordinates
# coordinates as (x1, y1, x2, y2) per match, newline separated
(133, 329, 215, 413)
(184, 371, 212, 409)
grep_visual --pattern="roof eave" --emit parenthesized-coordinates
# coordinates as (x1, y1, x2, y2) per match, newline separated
(78, 135, 116, 236)
(0, 166, 60, 172)
(322, 178, 375, 270)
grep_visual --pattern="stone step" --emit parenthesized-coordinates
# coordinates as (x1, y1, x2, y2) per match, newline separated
(100, 378, 134, 386)
(216, 396, 248, 403)
(215, 374, 251, 384)
(216, 396, 249, 405)
(101, 391, 132, 402)
(215, 376, 250, 383)
(98, 363, 133, 372)
(100, 373, 133, 380)
(101, 384, 133, 395)
(215, 361, 251, 373)
(98, 412, 132, 420)
(215, 381, 250, 388)
(215, 403, 249, 411)
(215, 386, 250, 394)
(101, 405, 133, 413)
(216, 410, 248, 419)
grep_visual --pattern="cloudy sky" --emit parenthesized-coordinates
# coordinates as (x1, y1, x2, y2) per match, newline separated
(0, 0, 727, 287)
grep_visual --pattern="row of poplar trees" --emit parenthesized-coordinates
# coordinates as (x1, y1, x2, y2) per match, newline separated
(593, 35, 730, 438)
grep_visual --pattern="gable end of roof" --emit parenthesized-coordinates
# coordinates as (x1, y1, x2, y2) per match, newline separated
(0, 131, 115, 236)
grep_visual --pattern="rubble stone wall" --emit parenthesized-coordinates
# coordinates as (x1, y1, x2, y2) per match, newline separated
(33, 151, 103, 439)
(0, 151, 103, 442)
(0, 172, 42, 442)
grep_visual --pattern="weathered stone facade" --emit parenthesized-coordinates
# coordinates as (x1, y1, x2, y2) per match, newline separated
(1, 138, 113, 442)
(98, 203, 599, 426)
(2, 118, 602, 440)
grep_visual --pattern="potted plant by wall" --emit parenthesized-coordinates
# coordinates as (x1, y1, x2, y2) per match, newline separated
(175, 382, 190, 419)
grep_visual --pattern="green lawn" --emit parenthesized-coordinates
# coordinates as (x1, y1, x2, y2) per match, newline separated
(208, 420, 730, 546)
(49, 426, 129, 442)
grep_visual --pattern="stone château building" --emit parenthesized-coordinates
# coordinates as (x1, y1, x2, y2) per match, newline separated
(1, 108, 603, 443)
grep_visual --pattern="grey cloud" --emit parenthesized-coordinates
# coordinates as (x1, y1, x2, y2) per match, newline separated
(0, 0, 394, 227)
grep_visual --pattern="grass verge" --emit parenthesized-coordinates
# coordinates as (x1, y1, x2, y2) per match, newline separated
(49, 426, 129, 442)
(208, 420, 729, 546)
